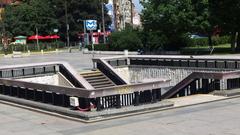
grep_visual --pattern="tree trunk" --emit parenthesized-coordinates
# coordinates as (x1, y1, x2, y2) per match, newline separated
(236, 32, 240, 52)
(231, 32, 237, 53)
(208, 34, 212, 47)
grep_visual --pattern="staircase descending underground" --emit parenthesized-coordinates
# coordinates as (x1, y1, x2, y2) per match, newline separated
(80, 70, 116, 89)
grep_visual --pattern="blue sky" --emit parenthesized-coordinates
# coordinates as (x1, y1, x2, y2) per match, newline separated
(133, 0, 143, 13)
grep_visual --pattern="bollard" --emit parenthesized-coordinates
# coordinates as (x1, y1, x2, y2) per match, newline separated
(27, 50, 31, 56)
(68, 47, 72, 53)
(41, 49, 44, 55)
(124, 50, 128, 56)
(55, 49, 58, 54)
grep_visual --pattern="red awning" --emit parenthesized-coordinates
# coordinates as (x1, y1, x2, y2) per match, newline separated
(44, 35, 52, 39)
(50, 35, 60, 39)
(28, 35, 45, 40)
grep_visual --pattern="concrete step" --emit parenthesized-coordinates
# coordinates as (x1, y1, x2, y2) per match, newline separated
(87, 78, 110, 83)
(80, 70, 116, 88)
(90, 81, 113, 86)
(94, 84, 116, 89)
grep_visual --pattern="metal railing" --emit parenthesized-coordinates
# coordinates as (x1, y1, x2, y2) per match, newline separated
(162, 70, 240, 99)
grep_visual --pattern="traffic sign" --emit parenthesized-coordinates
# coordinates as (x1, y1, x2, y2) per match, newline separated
(85, 20, 97, 31)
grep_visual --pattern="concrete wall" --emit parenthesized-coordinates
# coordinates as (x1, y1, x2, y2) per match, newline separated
(18, 73, 74, 87)
(114, 66, 225, 86)
(114, 67, 131, 83)
(19, 74, 59, 85)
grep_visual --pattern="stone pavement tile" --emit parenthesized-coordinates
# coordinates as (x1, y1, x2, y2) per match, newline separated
(167, 94, 227, 107)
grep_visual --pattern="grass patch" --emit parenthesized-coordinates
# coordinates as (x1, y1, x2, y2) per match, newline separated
(181, 44, 232, 55)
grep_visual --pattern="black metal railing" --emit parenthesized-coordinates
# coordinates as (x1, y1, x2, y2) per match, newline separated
(59, 65, 84, 88)
(0, 65, 57, 78)
(128, 57, 240, 69)
(97, 62, 127, 85)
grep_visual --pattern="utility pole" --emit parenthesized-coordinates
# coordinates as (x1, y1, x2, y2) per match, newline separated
(0, 1, 6, 54)
(36, 27, 40, 51)
(65, 0, 70, 47)
(101, 0, 106, 44)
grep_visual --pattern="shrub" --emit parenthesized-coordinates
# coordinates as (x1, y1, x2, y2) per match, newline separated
(109, 28, 143, 51)
(189, 36, 231, 47)
(87, 44, 109, 51)
(0, 40, 66, 54)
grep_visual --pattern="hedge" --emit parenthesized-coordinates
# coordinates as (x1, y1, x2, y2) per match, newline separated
(189, 36, 231, 47)
(87, 44, 109, 51)
(0, 41, 65, 54)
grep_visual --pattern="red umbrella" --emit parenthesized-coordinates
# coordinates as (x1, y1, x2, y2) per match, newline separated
(50, 35, 60, 39)
(28, 35, 45, 40)
(44, 35, 52, 39)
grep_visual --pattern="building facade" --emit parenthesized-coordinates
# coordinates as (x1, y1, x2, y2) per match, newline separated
(113, 0, 133, 31)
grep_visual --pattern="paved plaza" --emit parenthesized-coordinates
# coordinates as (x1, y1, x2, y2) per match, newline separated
(0, 97, 240, 135)
(1, 52, 240, 135)
(0, 51, 115, 71)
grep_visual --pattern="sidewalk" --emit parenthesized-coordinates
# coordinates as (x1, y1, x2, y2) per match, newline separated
(166, 94, 227, 107)
(0, 49, 65, 58)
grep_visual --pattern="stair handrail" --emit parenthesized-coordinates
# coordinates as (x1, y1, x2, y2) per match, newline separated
(162, 70, 240, 99)
(94, 58, 129, 85)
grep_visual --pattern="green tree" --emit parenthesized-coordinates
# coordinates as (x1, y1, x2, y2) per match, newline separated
(142, 0, 196, 50)
(109, 28, 142, 51)
(49, 0, 111, 41)
(192, 0, 212, 46)
(141, 0, 212, 50)
(3, 0, 58, 36)
(209, 0, 240, 52)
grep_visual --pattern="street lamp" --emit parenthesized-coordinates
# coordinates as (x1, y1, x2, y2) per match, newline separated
(101, 0, 106, 44)
(53, 28, 59, 48)
(77, 19, 87, 48)
(64, 0, 70, 47)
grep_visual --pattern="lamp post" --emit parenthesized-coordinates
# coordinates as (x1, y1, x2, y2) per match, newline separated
(101, 0, 106, 44)
(64, 0, 70, 47)
(53, 28, 58, 48)
(77, 19, 87, 47)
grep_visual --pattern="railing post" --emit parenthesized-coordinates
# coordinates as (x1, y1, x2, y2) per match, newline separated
(134, 91, 140, 106)
(96, 97, 102, 111)
(33, 89, 37, 101)
(61, 94, 66, 107)
(152, 89, 157, 103)
(42, 91, 46, 103)
(190, 81, 197, 95)
(116, 95, 121, 108)
(52, 92, 56, 105)
(0, 71, 2, 78)
(17, 87, 20, 98)
(22, 69, 25, 76)
(11, 70, 14, 77)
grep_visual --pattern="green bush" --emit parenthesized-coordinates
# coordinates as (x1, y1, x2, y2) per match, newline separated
(181, 47, 232, 55)
(0, 40, 66, 54)
(189, 36, 231, 47)
(109, 28, 142, 51)
(87, 44, 109, 51)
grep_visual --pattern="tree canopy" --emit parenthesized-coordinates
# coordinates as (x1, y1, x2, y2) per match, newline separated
(2, 0, 111, 42)
(3, 0, 58, 36)
(141, 0, 212, 50)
